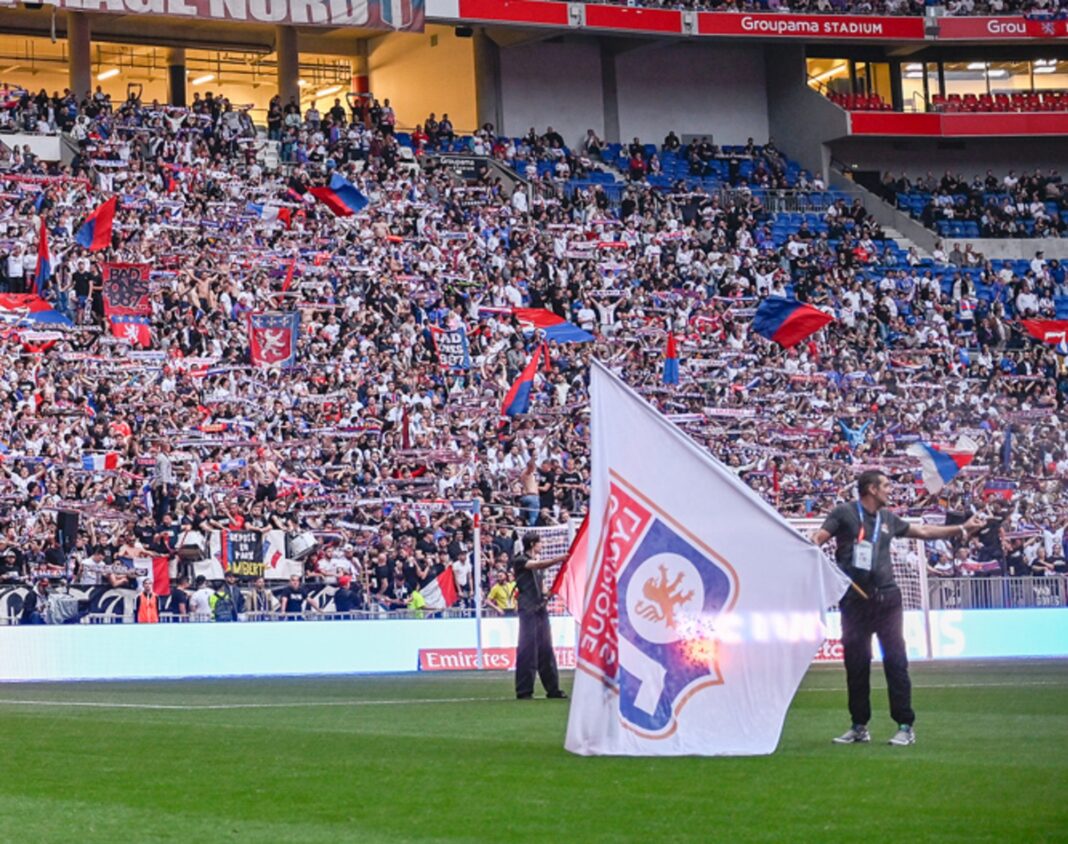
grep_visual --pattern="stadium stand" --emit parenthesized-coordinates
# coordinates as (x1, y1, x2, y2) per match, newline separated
(0, 64, 1066, 623)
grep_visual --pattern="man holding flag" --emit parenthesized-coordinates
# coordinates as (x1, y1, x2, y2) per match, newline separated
(813, 470, 985, 747)
(512, 536, 568, 700)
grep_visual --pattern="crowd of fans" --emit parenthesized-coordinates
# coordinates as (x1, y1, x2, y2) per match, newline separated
(0, 85, 1066, 624)
(883, 169, 1068, 239)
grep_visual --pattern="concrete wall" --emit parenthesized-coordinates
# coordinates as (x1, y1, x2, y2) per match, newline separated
(764, 45, 848, 184)
(498, 37, 605, 148)
(954, 239, 1068, 261)
(613, 42, 768, 147)
(1, 134, 63, 162)
(830, 137, 1068, 180)
(368, 24, 478, 133)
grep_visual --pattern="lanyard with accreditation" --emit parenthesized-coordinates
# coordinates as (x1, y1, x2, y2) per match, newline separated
(853, 500, 880, 575)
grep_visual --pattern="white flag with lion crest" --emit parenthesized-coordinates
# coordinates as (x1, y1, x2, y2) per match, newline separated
(565, 362, 850, 756)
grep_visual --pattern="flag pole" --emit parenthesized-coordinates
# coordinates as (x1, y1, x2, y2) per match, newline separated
(472, 498, 484, 670)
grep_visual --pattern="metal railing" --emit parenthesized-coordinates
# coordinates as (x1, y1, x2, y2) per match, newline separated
(927, 575, 1067, 610)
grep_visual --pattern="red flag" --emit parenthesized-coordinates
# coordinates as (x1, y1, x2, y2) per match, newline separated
(109, 315, 152, 348)
(152, 556, 171, 596)
(1020, 319, 1068, 345)
(551, 515, 589, 619)
(281, 258, 297, 293)
(74, 196, 117, 252)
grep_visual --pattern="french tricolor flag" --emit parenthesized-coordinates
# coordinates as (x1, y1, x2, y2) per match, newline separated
(34, 217, 52, 296)
(662, 332, 679, 385)
(309, 173, 369, 217)
(247, 202, 292, 228)
(753, 297, 835, 348)
(75, 196, 117, 252)
(419, 566, 458, 610)
(907, 437, 977, 495)
(82, 452, 120, 472)
(501, 345, 543, 418)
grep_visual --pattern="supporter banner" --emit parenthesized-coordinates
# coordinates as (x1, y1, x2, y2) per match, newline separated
(418, 646, 576, 671)
(102, 263, 151, 317)
(210, 529, 265, 577)
(429, 324, 471, 371)
(697, 12, 925, 39)
(0, 0, 425, 31)
(937, 16, 1068, 39)
(248, 311, 299, 369)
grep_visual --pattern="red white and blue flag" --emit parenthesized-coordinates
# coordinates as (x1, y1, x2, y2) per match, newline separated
(247, 202, 292, 228)
(906, 436, 977, 495)
(501, 345, 543, 418)
(81, 452, 120, 472)
(752, 297, 834, 348)
(419, 566, 459, 610)
(309, 173, 369, 217)
(0, 293, 73, 327)
(109, 314, 152, 348)
(479, 306, 594, 343)
(34, 217, 52, 296)
(75, 196, 117, 252)
(248, 311, 300, 368)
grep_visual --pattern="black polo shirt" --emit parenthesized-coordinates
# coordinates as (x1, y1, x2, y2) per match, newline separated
(511, 554, 544, 614)
(820, 502, 910, 591)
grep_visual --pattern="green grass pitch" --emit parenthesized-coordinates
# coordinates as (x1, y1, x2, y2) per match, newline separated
(0, 660, 1065, 842)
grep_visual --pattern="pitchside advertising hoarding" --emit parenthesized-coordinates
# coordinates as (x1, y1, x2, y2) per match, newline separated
(0, 610, 1065, 682)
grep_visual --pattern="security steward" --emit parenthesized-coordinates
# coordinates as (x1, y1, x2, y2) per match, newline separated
(511, 536, 568, 700)
(814, 470, 985, 746)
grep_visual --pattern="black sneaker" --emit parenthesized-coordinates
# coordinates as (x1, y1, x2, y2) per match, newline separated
(516, 693, 533, 700)
(547, 690, 568, 699)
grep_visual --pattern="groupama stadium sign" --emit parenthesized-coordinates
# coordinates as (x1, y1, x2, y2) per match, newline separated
(0, 0, 424, 29)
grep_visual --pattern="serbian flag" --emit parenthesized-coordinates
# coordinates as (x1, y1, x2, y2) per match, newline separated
(75, 196, 117, 251)
(82, 452, 120, 471)
(420, 566, 459, 610)
(247, 202, 292, 228)
(34, 217, 52, 296)
(907, 436, 977, 495)
(550, 515, 589, 619)
(309, 173, 369, 216)
(1021, 319, 1068, 346)
(753, 297, 834, 348)
(109, 314, 152, 348)
(152, 556, 171, 596)
(662, 333, 679, 385)
(501, 345, 543, 418)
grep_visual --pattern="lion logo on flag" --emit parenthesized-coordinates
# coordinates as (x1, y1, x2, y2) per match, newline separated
(597, 478, 738, 738)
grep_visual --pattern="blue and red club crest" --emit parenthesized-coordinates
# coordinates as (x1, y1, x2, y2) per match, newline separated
(579, 475, 739, 739)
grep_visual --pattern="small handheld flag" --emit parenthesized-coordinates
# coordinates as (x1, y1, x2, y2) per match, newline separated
(34, 217, 52, 296)
(662, 332, 679, 385)
(501, 345, 543, 418)
(75, 196, 117, 252)
(753, 297, 834, 348)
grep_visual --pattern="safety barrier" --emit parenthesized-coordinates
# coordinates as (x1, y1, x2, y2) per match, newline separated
(928, 575, 1067, 610)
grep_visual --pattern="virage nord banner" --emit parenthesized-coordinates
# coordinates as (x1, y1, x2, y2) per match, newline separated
(0, 0, 424, 31)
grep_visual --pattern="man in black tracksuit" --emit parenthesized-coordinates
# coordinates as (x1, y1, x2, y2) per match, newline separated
(814, 470, 985, 746)
(511, 536, 567, 701)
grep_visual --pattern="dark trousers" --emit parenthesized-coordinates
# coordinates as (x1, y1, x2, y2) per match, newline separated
(515, 607, 560, 698)
(840, 588, 915, 727)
